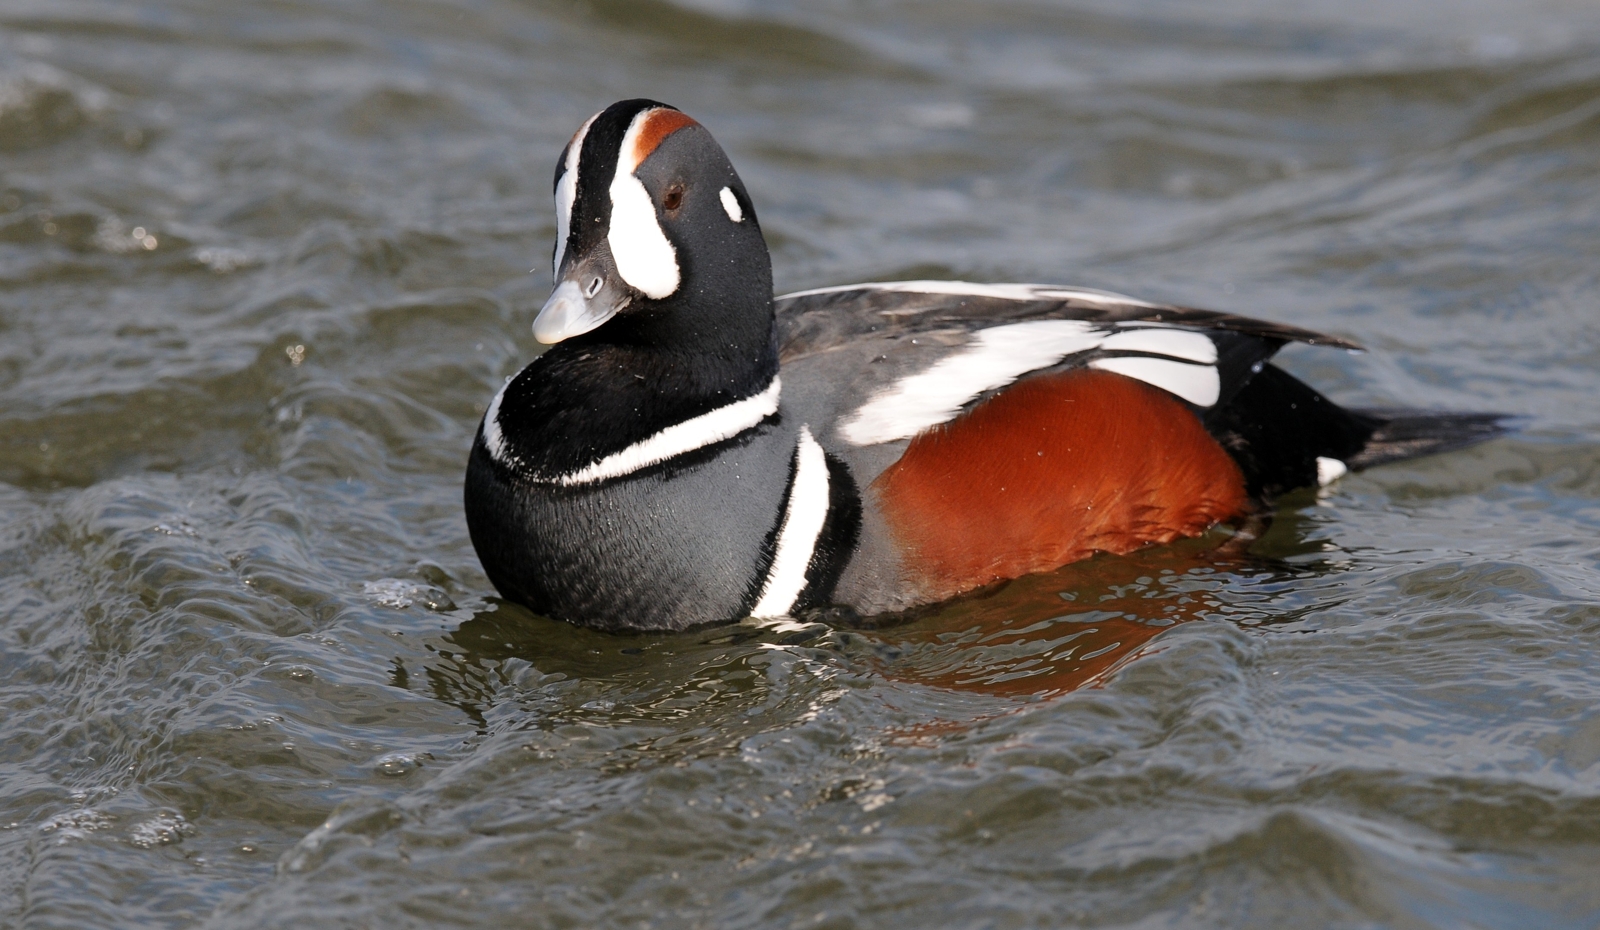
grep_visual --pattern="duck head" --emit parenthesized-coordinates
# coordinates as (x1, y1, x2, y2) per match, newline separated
(533, 99, 773, 361)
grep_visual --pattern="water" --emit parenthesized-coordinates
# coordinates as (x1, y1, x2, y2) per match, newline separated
(2, 1, 1599, 926)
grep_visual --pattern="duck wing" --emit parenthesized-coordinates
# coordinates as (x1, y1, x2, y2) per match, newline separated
(774, 280, 1350, 457)
(775, 280, 1359, 362)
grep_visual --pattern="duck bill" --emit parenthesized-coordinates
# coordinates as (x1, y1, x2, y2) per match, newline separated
(533, 245, 632, 345)
(532, 280, 612, 344)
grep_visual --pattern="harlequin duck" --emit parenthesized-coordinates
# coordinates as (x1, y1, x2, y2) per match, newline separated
(464, 98, 1505, 632)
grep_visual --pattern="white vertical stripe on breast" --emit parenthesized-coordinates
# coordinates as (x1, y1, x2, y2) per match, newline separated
(552, 113, 596, 277)
(750, 426, 830, 619)
(1316, 456, 1349, 486)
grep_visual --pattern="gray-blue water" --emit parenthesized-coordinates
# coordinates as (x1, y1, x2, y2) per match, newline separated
(2, 1, 1599, 927)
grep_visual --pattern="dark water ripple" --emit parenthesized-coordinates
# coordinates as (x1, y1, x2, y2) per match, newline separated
(2, 1, 1599, 927)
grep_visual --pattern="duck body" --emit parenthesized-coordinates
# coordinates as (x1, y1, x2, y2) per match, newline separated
(464, 99, 1505, 632)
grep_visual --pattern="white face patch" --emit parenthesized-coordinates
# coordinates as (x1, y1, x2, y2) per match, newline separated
(543, 376, 781, 485)
(607, 110, 681, 300)
(838, 319, 1225, 446)
(720, 186, 743, 223)
(552, 114, 596, 277)
(750, 426, 830, 619)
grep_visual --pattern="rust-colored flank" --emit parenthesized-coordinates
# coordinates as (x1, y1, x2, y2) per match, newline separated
(631, 108, 698, 169)
(874, 368, 1249, 600)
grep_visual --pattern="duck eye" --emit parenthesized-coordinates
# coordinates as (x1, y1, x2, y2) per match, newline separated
(662, 185, 684, 211)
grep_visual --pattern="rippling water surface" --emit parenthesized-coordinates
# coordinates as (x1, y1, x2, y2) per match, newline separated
(3, 1, 1600, 927)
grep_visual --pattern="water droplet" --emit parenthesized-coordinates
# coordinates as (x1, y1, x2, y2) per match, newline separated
(374, 751, 430, 776)
(129, 812, 195, 849)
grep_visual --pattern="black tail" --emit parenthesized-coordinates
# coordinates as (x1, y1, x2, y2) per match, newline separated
(1205, 364, 1510, 500)
(1342, 409, 1510, 471)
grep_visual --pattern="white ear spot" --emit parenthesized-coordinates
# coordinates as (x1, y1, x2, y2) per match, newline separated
(608, 112, 681, 299)
(720, 187, 743, 223)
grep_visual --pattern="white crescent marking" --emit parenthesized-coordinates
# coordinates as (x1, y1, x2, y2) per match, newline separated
(608, 109, 680, 299)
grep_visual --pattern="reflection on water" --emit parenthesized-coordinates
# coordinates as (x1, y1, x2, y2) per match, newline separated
(871, 538, 1260, 699)
(420, 515, 1328, 726)
(831, 505, 1329, 701)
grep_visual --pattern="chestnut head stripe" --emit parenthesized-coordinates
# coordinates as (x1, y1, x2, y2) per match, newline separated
(623, 108, 697, 173)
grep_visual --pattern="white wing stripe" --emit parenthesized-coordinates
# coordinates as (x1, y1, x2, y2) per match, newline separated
(839, 319, 1228, 446)
(839, 320, 1101, 445)
(1088, 356, 1220, 407)
(751, 427, 829, 618)
(1099, 328, 1217, 364)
